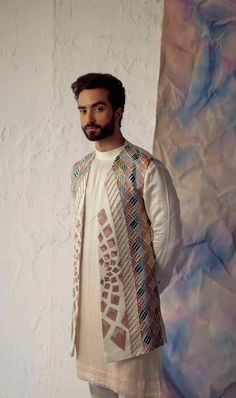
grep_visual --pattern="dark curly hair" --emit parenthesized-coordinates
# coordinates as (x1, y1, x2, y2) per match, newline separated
(71, 73, 126, 117)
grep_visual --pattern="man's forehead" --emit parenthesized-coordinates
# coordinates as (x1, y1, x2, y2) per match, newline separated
(78, 88, 109, 106)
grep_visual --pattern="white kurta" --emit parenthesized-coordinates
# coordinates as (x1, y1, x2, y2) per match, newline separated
(75, 143, 181, 398)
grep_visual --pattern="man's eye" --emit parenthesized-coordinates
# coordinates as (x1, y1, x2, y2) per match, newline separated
(95, 107, 104, 112)
(79, 109, 86, 114)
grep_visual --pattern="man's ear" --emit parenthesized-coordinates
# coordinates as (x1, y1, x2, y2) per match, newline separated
(115, 107, 123, 122)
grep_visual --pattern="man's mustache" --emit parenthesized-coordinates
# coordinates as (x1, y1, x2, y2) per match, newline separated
(84, 123, 101, 129)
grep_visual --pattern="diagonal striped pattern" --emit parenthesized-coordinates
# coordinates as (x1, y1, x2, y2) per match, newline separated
(106, 143, 164, 354)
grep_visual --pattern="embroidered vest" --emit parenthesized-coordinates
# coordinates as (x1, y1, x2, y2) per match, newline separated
(70, 142, 165, 361)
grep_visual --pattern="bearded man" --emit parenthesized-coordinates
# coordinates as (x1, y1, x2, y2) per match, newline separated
(70, 73, 183, 398)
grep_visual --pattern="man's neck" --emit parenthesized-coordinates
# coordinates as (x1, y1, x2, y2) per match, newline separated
(95, 131, 125, 152)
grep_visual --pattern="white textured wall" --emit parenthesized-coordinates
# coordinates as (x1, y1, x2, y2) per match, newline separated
(0, 1, 163, 397)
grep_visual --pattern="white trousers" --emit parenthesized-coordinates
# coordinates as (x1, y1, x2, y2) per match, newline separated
(89, 383, 128, 398)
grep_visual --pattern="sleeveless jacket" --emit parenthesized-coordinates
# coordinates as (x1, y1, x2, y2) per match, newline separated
(70, 141, 166, 362)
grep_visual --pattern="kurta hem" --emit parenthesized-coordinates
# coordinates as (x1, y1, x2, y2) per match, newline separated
(76, 362, 161, 398)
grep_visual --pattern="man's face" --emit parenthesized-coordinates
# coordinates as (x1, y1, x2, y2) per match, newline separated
(77, 88, 115, 141)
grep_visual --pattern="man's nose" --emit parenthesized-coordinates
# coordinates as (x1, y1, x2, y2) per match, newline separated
(86, 109, 95, 124)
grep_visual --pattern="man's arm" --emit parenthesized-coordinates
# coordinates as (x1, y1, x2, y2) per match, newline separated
(143, 159, 183, 294)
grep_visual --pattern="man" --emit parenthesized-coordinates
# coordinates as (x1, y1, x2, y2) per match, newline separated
(70, 73, 182, 398)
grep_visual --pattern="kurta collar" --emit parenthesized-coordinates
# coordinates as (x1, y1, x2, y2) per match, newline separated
(95, 143, 125, 160)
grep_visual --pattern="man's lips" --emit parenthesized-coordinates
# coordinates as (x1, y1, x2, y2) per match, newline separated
(86, 126, 99, 131)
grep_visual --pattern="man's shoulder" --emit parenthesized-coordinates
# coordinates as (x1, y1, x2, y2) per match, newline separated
(125, 141, 164, 167)
(124, 140, 153, 160)
(71, 150, 95, 176)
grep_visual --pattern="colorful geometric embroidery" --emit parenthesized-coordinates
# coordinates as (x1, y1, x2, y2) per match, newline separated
(105, 171, 143, 354)
(71, 152, 95, 198)
(109, 143, 164, 352)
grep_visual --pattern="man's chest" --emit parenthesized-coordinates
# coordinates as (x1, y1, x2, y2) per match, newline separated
(84, 160, 113, 222)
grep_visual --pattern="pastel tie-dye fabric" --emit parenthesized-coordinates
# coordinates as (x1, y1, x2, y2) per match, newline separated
(153, 1, 236, 397)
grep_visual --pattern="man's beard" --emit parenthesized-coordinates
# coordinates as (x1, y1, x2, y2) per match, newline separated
(82, 116, 115, 141)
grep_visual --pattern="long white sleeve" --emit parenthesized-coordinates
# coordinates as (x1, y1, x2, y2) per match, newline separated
(143, 159, 183, 294)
